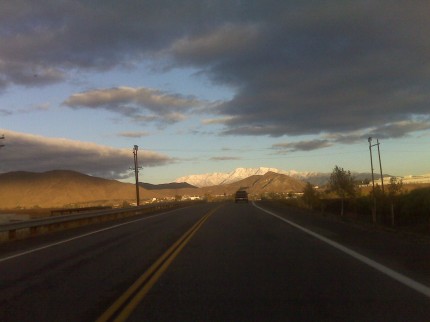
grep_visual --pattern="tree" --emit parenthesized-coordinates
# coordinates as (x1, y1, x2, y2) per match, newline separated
(328, 165, 356, 216)
(387, 177, 403, 226)
(362, 178, 370, 185)
(302, 182, 319, 210)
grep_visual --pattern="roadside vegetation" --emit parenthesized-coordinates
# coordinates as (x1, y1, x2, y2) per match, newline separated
(264, 165, 430, 236)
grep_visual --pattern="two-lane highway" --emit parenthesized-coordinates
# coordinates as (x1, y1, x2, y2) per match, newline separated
(0, 203, 216, 321)
(123, 202, 430, 321)
(1, 202, 429, 321)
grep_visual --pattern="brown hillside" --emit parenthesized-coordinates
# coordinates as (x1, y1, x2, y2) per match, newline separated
(0, 170, 160, 209)
(202, 171, 306, 196)
(0, 170, 307, 208)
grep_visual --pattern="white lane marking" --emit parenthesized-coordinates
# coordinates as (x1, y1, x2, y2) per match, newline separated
(0, 209, 181, 263)
(253, 202, 430, 298)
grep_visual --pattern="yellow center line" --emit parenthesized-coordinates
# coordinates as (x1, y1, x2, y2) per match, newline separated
(97, 205, 222, 322)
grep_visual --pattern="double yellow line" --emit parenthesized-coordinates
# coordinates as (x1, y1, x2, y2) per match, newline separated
(97, 206, 220, 322)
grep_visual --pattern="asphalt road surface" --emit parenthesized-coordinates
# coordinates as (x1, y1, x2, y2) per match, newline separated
(0, 202, 429, 321)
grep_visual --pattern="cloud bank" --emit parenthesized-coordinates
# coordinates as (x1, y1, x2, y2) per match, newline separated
(2, 1, 430, 143)
(0, 130, 173, 179)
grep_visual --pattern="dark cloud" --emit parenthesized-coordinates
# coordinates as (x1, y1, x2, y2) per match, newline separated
(165, 1, 430, 138)
(1, 1, 430, 139)
(272, 119, 430, 151)
(0, 109, 13, 116)
(272, 139, 332, 152)
(370, 119, 430, 139)
(325, 119, 430, 144)
(0, 103, 51, 116)
(117, 131, 150, 138)
(0, 129, 173, 179)
(210, 156, 241, 161)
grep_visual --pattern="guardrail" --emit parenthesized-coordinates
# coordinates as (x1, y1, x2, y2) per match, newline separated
(0, 202, 196, 242)
(50, 206, 112, 216)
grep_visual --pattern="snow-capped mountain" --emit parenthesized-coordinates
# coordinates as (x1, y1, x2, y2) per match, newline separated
(175, 167, 322, 187)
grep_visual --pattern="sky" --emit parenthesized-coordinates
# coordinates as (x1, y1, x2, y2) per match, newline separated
(1, 0, 430, 184)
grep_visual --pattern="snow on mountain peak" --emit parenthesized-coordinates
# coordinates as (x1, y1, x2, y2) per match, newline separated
(174, 168, 430, 188)
(174, 167, 311, 187)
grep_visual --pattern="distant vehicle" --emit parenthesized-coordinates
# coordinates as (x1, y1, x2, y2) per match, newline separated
(235, 190, 249, 203)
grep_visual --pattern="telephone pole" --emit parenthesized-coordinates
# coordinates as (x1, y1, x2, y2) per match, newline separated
(368, 137, 385, 224)
(368, 137, 376, 223)
(132, 145, 141, 206)
(376, 139, 384, 194)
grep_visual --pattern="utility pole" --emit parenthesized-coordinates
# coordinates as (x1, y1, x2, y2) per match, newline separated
(368, 137, 377, 224)
(368, 137, 385, 224)
(132, 145, 141, 206)
(376, 139, 384, 194)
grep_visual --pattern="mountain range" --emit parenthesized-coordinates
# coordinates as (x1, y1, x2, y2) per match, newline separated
(197, 171, 306, 196)
(174, 167, 389, 187)
(175, 167, 327, 187)
(2, 167, 423, 210)
(0, 169, 306, 209)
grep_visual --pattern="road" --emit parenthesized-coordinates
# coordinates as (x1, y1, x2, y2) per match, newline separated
(0, 202, 429, 321)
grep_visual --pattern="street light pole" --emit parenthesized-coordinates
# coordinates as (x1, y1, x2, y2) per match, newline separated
(133, 145, 140, 206)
